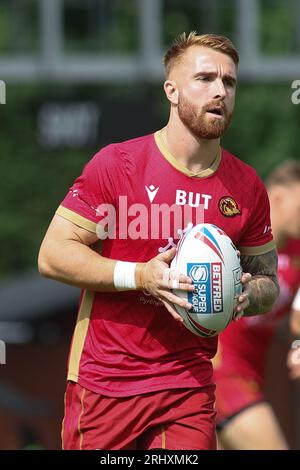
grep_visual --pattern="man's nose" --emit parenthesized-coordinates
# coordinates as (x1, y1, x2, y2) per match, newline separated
(212, 79, 226, 100)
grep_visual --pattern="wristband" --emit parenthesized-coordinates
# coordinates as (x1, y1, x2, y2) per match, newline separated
(113, 261, 137, 291)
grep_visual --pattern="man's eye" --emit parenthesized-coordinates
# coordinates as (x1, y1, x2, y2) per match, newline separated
(224, 79, 235, 87)
(198, 76, 210, 82)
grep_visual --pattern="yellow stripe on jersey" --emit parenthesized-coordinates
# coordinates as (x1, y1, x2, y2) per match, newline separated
(154, 128, 221, 178)
(67, 290, 94, 382)
(161, 426, 166, 449)
(56, 205, 97, 234)
(238, 239, 276, 256)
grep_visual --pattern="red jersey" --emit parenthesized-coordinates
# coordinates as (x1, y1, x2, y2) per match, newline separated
(57, 129, 274, 397)
(215, 238, 300, 385)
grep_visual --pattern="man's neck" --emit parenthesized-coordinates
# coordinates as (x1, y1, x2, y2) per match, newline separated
(163, 118, 220, 174)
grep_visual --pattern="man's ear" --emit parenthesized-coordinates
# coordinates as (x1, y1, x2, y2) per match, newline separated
(164, 80, 179, 105)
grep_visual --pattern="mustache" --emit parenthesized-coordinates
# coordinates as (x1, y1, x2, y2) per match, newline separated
(203, 101, 226, 114)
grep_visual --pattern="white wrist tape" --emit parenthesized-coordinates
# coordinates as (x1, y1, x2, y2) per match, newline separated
(292, 288, 300, 311)
(113, 261, 137, 291)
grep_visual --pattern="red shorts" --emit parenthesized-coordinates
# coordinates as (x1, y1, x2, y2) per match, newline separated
(62, 381, 216, 450)
(214, 371, 264, 429)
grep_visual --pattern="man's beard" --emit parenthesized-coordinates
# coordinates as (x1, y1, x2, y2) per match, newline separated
(177, 94, 233, 139)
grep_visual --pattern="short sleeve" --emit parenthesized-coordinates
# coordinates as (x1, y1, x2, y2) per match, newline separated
(237, 176, 276, 255)
(56, 145, 120, 233)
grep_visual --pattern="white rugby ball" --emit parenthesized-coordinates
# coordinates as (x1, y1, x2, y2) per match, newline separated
(170, 223, 242, 337)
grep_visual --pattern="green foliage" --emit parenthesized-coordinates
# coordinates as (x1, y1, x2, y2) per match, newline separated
(163, 0, 237, 47)
(0, 86, 96, 279)
(260, 0, 297, 54)
(0, 0, 39, 52)
(222, 83, 300, 178)
(0, 5, 10, 51)
(64, 0, 138, 53)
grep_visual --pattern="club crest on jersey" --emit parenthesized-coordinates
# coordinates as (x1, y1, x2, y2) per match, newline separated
(187, 262, 223, 314)
(219, 196, 241, 217)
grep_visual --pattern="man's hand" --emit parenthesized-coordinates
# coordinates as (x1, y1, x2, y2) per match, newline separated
(136, 248, 195, 323)
(239, 249, 280, 317)
(233, 272, 252, 320)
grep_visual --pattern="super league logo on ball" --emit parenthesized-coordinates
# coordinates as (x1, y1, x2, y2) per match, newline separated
(189, 264, 208, 282)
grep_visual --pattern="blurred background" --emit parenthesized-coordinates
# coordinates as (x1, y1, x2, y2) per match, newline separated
(0, 0, 300, 449)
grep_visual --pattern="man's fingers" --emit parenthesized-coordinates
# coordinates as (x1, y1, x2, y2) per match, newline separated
(162, 290, 192, 310)
(233, 310, 244, 321)
(156, 247, 176, 263)
(162, 269, 195, 291)
(177, 273, 193, 284)
(161, 299, 184, 323)
(241, 272, 252, 283)
(238, 292, 249, 303)
(236, 297, 250, 312)
(233, 292, 250, 321)
(175, 282, 195, 292)
(168, 280, 195, 291)
(169, 275, 195, 291)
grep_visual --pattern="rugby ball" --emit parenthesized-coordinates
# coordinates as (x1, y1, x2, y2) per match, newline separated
(170, 223, 242, 337)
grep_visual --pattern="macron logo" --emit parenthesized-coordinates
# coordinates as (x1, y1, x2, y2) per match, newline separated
(145, 185, 159, 203)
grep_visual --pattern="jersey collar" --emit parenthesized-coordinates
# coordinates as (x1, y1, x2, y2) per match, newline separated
(154, 128, 222, 178)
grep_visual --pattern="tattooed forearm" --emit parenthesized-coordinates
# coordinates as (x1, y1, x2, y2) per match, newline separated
(240, 249, 280, 316)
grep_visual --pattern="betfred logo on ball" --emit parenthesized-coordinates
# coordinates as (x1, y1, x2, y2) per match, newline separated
(188, 262, 223, 314)
(170, 223, 242, 337)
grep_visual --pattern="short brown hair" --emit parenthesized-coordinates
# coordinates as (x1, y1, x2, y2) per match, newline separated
(164, 31, 239, 77)
(266, 160, 300, 188)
